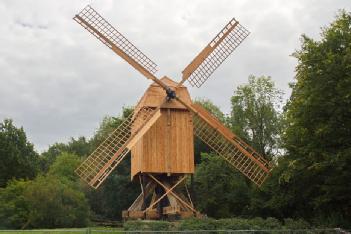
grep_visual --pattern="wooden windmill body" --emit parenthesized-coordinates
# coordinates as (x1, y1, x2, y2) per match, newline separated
(131, 77, 194, 178)
(73, 5, 273, 220)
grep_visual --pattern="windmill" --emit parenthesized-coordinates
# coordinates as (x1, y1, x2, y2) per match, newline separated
(73, 5, 272, 220)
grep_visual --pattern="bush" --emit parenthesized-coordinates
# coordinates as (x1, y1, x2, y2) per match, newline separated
(124, 220, 173, 231)
(216, 218, 251, 230)
(178, 218, 217, 230)
(24, 175, 90, 228)
(123, 217, 310, 231)
(0, 179, 30, 229)
(249, 217, 267, 230)
(179, 217, 283, 230)
(216, 217, 282, 230)
(0, 153, 90, 229)
(261, 217, 282, 229)
(311, 213, 351, 229)
(283, 218, 310, 229)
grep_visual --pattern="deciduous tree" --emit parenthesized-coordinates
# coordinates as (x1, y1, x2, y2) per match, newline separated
(194, 153, 250, 218)
(281, 10, 351, 227)
(230, 75, 284, 159)
(0, 119, 39, 187)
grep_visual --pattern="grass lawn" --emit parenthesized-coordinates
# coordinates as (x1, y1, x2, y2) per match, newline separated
(0, 228, 125, 234)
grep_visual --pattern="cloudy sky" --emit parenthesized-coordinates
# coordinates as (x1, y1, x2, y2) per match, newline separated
(0, 0, 350, 152)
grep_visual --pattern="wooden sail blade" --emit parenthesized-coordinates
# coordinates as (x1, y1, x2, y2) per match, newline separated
(191, 104, 272, 186)
(73, 5, 158, 79)
(126, 109, 161, 149)
(180, 19, 249, 88)
(75, 107, 161, 189)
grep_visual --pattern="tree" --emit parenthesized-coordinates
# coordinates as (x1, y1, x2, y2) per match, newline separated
(84, 107, 139, 220)
(245, 156, 293, 219)
(90, 107, 133, 148)
(24, 175, 89, 228)
(0, 153, 90, 229)
(86, 157, 140, 220)
(193, 99, 226, 164)
(0, 119, 39, 187)
(194, 153, 250, 218)
(40, 137, 91, 171)
(0, 179, 30, 229)
(48, 152, 82, 184)
(194, 98, 226, 123)
(38, 107, 136, 221)
(282, 10, 351, 227)
(40, 142, 67, 171)
(230, 75, 284, 159)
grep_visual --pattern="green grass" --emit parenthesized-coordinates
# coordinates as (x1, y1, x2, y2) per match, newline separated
(0, 229, 84, 234)
(0, 228, 124, 234)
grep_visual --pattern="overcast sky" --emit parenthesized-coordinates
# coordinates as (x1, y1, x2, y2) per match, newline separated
(0, 0, 350, 152)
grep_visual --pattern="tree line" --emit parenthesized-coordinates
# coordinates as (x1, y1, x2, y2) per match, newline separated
(0, 10, 350, 229)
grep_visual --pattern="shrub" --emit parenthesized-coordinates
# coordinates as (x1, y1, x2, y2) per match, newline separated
(283, 218, 310, 229)
(311, 213, 351, 229)
(179, 217, 282, 230)
(216, 218, 251, 230)
(249, 217, 266, 230)
(216, 217, 282, 230)
(124, 220, 173, 231)
(178, 218, 217, 230)
(24, 175, 90, 228)
(123, 217, 311, 231)
(0, 179, 30, 229)
(258, 217, 282, 229)
(0, 175, 90, 229)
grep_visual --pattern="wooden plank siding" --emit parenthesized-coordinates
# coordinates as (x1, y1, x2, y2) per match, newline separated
(131, 109, 194, 179)
(131, 76, 194, 179)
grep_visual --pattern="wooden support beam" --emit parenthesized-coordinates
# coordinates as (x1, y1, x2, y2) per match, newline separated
(147, 174, 200, 215)
(163, 206, 181, 215)
(185, 183, 194, 208)
(128, 181, 155, 211)
(144, 175, 187, 213)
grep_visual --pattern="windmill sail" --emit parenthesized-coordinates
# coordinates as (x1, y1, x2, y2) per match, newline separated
(181, 19, 249, 88)
(191, 104, 271, 186)
(74, 5, 158, 78)
(75, 107, 161, 189)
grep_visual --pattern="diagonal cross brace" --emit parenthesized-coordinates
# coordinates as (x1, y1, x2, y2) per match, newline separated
(147, 174, 200, 215)
(144, 175, 187, 213)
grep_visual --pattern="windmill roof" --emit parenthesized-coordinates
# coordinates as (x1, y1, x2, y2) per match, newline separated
(135, 76, 191, 111)
(151, 76, 185, 88)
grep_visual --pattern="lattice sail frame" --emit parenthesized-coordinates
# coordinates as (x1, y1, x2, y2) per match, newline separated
(74, 5, 158, 74)
(75, 107, 156, 189)
(192, 108, 271, 186)
(183, 19, 250, 88)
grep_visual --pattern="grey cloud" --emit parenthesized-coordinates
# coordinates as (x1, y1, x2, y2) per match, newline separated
(0, 0, 350, 152)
